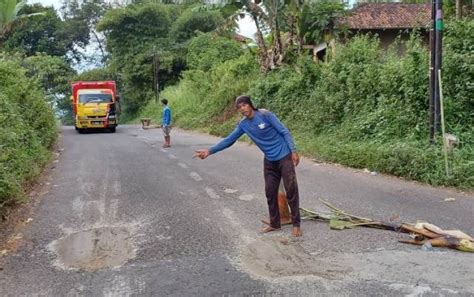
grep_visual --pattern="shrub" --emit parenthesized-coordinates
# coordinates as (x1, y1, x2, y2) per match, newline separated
(442, 19, 474, 144)
(0, 58, 57, 204)
(250, 32, 472, 188)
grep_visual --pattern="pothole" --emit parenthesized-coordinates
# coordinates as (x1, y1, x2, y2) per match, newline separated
(51, 226, 134, 271)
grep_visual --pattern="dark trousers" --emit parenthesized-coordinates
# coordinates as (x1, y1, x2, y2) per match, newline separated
(263, 153, 301, 228)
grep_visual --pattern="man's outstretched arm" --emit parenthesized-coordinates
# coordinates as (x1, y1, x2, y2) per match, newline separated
(193, 125, 244, 159)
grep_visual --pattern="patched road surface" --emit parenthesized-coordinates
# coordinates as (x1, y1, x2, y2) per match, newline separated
(1, 125, 473, 296)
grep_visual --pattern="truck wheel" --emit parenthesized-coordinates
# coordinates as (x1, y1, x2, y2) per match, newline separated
(109, 127, 116, 133)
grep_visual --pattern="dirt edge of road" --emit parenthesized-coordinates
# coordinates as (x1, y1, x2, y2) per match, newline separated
(0, 134, 64, 259)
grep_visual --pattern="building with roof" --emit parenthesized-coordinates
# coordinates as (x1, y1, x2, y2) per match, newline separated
(337, 3, 432, 48)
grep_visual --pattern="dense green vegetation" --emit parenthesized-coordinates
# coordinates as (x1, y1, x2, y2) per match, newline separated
(0, 0, 97, 205)
(140, 20, 473, 189)
(0, 58, 57, 205)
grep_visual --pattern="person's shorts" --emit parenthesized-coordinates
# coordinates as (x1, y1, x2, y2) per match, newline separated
(162, 125, 171, 137)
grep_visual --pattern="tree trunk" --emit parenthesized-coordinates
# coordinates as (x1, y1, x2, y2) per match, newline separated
(272, 8, 283, 67)
(252, 14, 270, 73)
(288, 15, 295, 47)
(456, 0, 462, 18)
(91, 30, 106, 63)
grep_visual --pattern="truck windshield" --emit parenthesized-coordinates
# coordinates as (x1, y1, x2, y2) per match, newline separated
(79, 93, 113, 103)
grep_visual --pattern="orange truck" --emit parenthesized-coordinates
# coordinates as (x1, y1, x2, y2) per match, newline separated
(72, 81, 120, 133)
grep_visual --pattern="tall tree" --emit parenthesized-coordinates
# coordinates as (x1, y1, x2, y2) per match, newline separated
(60, 0, 112, 64)
(22, 54, 76, 122)
(170, 8, 224, 42)
(3, 5, 65, 56)
(2, 4, 90, 62)
(97, 3, 172, 56)
(97, 3, 174, 113)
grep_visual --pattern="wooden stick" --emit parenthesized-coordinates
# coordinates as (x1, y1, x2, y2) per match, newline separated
(438, 69, 450, 176)
(400, 223, 441, 239)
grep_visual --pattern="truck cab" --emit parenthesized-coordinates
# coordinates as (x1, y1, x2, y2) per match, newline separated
(72, 81, 120, 133)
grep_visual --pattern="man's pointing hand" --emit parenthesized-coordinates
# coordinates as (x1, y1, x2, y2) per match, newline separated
(193, 149, 210, 159)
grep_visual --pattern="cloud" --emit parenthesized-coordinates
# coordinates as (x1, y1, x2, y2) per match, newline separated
(30, 0, 60, 8)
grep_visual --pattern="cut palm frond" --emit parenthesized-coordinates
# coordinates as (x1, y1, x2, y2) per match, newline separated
(300, 198, 473, 253)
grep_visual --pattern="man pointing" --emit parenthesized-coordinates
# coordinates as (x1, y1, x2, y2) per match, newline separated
(193, 95, 302, 237)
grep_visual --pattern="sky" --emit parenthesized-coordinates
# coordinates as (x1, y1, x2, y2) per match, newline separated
(33, 0, 58, 8)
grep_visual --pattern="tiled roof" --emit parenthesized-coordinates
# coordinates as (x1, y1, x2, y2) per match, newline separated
(337, 3, 431, 29)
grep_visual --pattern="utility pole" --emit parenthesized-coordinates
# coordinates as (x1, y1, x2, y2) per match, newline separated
(152, 47, 160, 104)
(429, 0, 443, 142)
(435, 0, 443, 135)
(429, 0, 436, 142)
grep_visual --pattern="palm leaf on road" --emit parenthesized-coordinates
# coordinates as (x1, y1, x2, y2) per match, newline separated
(301, 198, 474, 252)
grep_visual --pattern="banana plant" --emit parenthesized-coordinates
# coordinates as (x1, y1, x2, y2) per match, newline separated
(285, 0, 304, 51)
(261, 0, 285, 69)
(216, 0, 283, 72)
(301, 0, 346, 46)
(0, 0, 45, 39)
(244, 0, 272, 72)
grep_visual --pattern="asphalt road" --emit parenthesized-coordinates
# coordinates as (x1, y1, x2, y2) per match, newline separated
(1, 125, 473, 296)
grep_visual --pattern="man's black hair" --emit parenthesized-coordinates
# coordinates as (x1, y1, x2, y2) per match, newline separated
(161, 98, 168, 105)
(235, 95, 257, 111)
